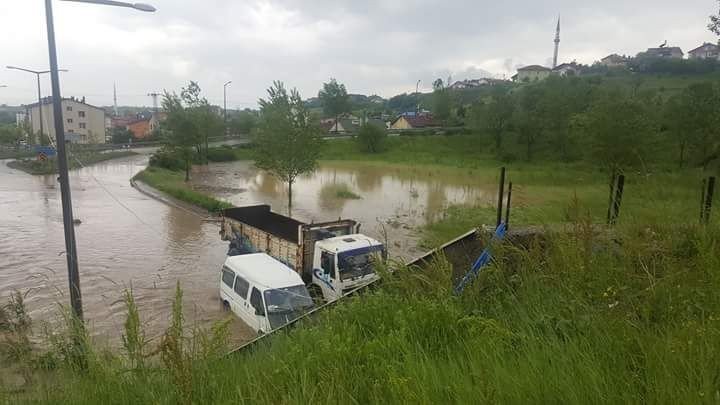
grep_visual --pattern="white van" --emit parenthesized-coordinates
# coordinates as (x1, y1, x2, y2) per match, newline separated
(219, 253, 314, 334)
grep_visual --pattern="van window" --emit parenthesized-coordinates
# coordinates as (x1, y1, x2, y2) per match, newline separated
(221, 267, 235, 288)
(321, 251, 335, 279)
(234, 275, 249, 298)
(250, 287, 265, 316)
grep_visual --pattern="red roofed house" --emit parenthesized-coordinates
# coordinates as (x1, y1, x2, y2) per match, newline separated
(389, 112, 438, 130)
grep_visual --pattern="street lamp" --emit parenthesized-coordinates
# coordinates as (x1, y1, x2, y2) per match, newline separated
(44, 0, 155, 321)
(223, 80, 232, 127)
(6, 66, 69, 145)
(415, 80, 422, 113)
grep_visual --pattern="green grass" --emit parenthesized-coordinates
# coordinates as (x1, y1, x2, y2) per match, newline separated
(6, 151, 137, 175)
(0, 149, 35, 160)
(7, 222, 720, 404)
(133, 166, 233, 213)
(319, 182, 362, 200)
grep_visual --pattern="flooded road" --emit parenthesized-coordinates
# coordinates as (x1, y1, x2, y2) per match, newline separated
(1, 156, 496, 347)
(0, 155, 256, 347)
(190, 161, 498, 260)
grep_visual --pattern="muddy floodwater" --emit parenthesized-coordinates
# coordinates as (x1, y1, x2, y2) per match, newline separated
(190, 161, 498, 260)
(1, 156, 495, 346)
(0, 155, 256, 347)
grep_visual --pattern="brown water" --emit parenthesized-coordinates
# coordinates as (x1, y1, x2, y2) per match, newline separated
(190, 161, 497, 260)
(0, 155, 256, 347)
(1, 157, 495, 347)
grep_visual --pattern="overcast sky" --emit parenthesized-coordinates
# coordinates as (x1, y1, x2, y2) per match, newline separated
(0, 0, 717, 109)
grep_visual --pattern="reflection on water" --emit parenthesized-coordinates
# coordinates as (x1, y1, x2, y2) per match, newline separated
(190, 161, 496, 259)
(0, 157, 256, 347)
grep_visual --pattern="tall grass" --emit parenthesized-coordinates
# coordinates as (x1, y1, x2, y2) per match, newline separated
(8, 218, 719, 404)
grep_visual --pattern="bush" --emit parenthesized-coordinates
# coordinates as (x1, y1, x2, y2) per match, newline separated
(206, 147, 237, 162)
(356, 123, 387, 153)
(356, 123, 389, 153)
(149, 146, 185, 171)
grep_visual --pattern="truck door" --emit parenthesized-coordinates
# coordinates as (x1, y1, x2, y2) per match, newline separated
(314, 250, 339, 300)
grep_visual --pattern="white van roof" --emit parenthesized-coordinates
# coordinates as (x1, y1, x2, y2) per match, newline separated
(224, 253, 303, 290)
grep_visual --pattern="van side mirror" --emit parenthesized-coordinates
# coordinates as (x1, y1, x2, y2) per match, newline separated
(255, 306, 265, 316)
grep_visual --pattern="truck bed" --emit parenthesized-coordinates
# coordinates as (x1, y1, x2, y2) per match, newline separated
(223, 205, 303, 244)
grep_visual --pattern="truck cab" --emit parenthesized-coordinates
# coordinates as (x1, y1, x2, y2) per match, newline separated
(311, 234, 386, 302)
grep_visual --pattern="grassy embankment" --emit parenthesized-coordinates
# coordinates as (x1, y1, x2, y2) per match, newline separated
(6, 151, 137, 175)
(5, 220, 719, 403)
(133, 166, 233, 213)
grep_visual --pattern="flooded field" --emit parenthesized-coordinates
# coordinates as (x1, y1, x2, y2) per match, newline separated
(190, 160, 499, 260)
(1, 156, 496, 346)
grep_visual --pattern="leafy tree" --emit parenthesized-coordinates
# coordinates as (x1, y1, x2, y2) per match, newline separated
(672, 83, 720, 170)
(432, 88, 452, 125)
(318, 78, 350, 132)
(573, 91, 655, 174)
(255, 81, 322, 215)
(471, 91, 513, 152)
(537, 77, 593, 161)
(110, 127, 133, 144)
(180, 81, 223, 164)
(0, 124, 23, 145)
(709, 1, 720, 35)
(162, 91, 199, 181)
(432, 78, 444, 91)
(356, 122, 387, 153)
(229, 109, 258, 135)
(511, 84, 545, 161)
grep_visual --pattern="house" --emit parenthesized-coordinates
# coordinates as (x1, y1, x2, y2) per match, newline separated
(27, 96, 106, 144)
(449, 78, 507, 90)
(638, 46, 684, 59)
(124, 111, 166, 140)
(552, 62, 580, 77)
(389, 112, 438, 130)
(511, 65, 552, 82)
(599, 54, 628, 67)
(688, 42, 720, 60)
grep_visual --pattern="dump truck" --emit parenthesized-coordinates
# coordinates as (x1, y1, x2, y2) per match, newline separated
(220, 205, 385, 302)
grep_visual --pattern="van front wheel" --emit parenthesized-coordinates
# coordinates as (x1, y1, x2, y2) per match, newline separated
(222, 300, 230, 312)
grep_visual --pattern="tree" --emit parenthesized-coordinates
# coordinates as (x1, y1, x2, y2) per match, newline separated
(432, 88, 453, 125)
(663, 94, 692, 168)
(162, 91, 199, 181)
(432, 78, 444, 91)
(471, 91, 513, 152)
(254, 81, 322, 215)
(318, 78, 350, 133)
(110, 127, 133, 144)
(180, 81, 223, 164)
(229, 109, 258, 135)
(573, 91, 655, 174)
(0, 124, 23, 145)
(511, 84, 545, 161)
(672, 83, 720, 170)
(709, 1, 720, 35)
(356, 122, 387, 153)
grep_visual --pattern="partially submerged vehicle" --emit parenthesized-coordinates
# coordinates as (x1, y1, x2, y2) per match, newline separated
(220, 205, 386, 302)
(220, 253, 314, 334)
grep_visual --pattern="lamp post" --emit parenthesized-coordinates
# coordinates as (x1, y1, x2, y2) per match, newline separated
(415, 80, 422, 113)
(223, 81, 232, 132)
(6, 66, 68, 145)
(45, 0, 155, 321)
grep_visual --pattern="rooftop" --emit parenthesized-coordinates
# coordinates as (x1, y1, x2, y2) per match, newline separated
(225, 253, 303, 289)
(517, 65, 552, 72)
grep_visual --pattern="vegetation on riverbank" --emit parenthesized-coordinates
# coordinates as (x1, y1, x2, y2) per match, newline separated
(0, 149, 34, 160)
(133, 166, 232, 213)
(6, 151, 138, 175)
(4, 221, 719, 403)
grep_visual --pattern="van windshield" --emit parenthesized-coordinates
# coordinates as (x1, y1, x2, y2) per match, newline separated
(264, 285, 314, 330)
(338, 245, 385, 281)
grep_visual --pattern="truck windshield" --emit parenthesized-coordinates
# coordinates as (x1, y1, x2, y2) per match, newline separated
(264, 285, 314, 330)
(338, 245, 385, 281)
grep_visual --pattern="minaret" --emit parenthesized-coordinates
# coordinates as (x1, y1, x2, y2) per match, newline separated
(113, 82, 118, 117)
(552, 16, 560, 68)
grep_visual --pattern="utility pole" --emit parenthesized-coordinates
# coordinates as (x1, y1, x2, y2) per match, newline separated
(113, 82, 119, 116)
(223, 80, 232, 131)
(147, 92, 160, 112)
(45, 0, 83, 320)
(44, 0, 156, 322)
